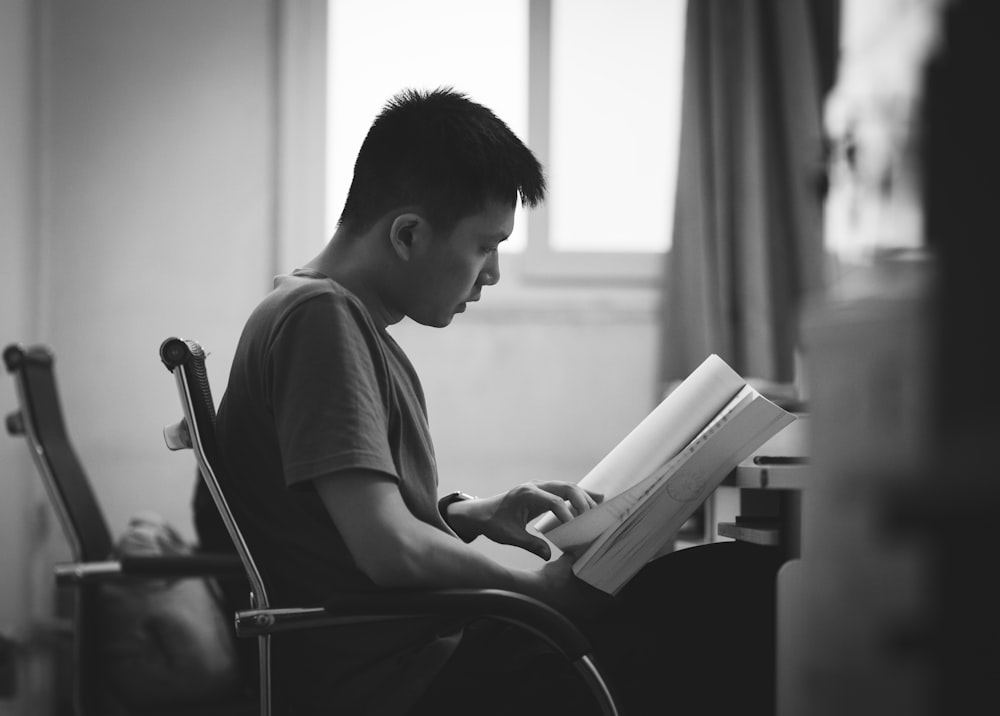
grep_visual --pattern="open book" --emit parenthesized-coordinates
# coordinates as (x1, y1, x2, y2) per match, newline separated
(534, 354, 796, 595)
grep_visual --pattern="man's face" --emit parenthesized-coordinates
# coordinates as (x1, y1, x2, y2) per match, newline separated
(405, 199, 514, 327)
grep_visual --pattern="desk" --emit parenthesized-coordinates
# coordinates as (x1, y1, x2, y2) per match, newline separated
(714, 416, 809, 559)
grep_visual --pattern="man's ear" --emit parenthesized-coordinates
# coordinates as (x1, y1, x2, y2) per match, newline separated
(388, 213, 429, 261)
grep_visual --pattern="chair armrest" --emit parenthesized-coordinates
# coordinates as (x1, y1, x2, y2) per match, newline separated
(55, 553, 244, 585)
(236, 588, 591, 661)
(5, 410, 23, 436)
(121, 553, 244, 576)
(162, 418, 192, 451)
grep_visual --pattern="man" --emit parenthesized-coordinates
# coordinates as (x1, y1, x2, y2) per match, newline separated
(204, 88, 782, 715)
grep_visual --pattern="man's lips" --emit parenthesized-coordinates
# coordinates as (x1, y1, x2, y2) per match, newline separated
(456, 294, 480, 314)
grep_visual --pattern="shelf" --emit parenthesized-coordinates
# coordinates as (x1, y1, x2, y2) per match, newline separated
(717, 520, 781, 546)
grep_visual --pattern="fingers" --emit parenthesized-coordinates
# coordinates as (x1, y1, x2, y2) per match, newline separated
(496, 525, 553, 561)
(523, 535, 552, 561)
(542, 493, 577, 524)
(531, 481, 602, 518)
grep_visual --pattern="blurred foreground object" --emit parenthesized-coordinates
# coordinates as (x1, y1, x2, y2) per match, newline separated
(778, 1, 1000, 714)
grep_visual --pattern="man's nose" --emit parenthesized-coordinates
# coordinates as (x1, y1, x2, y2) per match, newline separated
(479, 253, 501, 286)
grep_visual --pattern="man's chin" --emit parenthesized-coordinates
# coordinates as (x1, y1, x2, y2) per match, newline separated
(410, 313, 455, 328)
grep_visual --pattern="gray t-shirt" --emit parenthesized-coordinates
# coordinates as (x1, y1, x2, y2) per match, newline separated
(215, 269, 462, 715)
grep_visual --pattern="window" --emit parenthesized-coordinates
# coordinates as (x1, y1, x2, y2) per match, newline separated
(325, 0, 530, 250)
(323, 0, 686, 284)
(548, 0, 686, 254)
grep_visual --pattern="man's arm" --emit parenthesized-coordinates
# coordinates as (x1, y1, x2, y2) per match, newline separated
(313, 470, 609, 617)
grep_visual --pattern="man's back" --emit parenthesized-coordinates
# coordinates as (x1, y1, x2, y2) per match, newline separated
(211, 270, 462, 715)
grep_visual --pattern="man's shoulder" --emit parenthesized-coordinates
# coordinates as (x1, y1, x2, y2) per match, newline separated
(247, 272, 374, 344)
(259, 272, 361, 319)
(271, 271, 348, 302)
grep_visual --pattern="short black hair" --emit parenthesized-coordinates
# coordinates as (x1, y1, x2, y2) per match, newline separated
(337, 87, 546, 234)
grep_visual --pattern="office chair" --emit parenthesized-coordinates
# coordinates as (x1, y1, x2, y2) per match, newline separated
(159, 336, 622, 716)
(3, 343, 250, 716)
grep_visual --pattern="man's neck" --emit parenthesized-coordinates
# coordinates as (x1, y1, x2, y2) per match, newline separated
(304, 228, 402, 330)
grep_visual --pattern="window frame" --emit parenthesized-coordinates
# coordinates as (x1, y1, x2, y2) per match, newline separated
(276, 0, 670, 289)
(524, 0, 666, 287)
(274, 0, 328, 277)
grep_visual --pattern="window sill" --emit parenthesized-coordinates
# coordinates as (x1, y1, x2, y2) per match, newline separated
(518, 245, 668, 287)
(460, 252, 663, 324)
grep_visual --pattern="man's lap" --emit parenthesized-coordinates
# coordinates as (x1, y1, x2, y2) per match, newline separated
(411, 541, 785, 716)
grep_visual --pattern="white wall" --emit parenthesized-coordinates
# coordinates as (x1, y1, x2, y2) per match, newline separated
(36, 0, 277, 541)
(0, 1, 44, 713)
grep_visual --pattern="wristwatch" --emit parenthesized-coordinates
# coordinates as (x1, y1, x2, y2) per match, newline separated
(438, 491, 476, 531)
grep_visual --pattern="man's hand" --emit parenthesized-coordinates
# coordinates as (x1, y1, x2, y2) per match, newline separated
(446, 481, 603, 560)
(536, 553, 614, 619)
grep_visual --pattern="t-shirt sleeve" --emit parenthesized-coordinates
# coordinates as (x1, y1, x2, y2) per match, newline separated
(265, 292, 400, 487)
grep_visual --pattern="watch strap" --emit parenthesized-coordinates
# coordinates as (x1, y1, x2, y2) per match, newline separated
(438, 491, 476, 540)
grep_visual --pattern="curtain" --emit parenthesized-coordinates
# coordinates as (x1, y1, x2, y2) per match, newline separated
(659, 0, 840, 387)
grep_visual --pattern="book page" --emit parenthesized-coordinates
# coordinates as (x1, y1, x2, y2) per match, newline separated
(554, 388, 756, 555)
(534, 354, 746, 538)
(540, 464, 666, 554)
(573, 393, 796, 594)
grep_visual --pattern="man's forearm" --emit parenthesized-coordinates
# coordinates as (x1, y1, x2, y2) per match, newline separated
(314, 471, 548, 600)
(378, 513, 543, 595)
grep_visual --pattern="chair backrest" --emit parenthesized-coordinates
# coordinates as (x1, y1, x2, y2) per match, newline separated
(3, 343, 113, 562)
(4, 343, 120, 716)
(159, 337, 269, 610)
